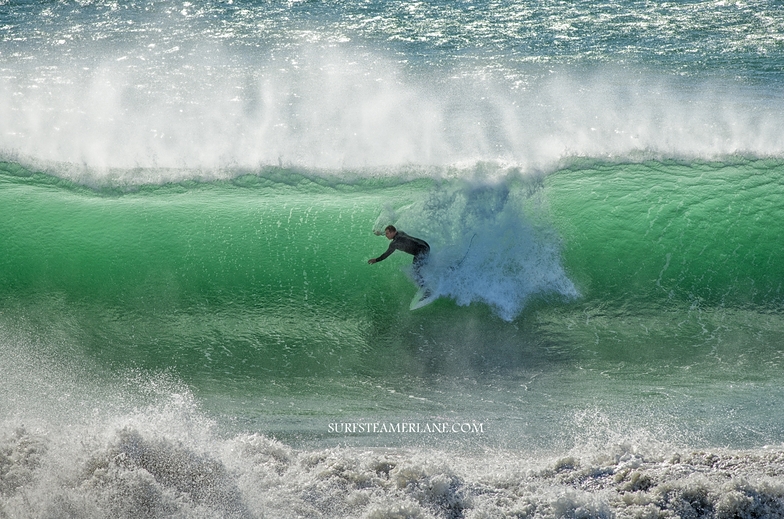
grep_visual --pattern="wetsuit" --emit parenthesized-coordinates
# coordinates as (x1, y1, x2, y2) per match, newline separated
(374, 231, 430, 287)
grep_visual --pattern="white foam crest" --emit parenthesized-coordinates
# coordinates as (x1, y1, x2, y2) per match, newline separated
(2, 42, 784, 181)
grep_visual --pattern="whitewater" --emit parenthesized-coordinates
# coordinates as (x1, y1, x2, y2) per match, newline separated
(3, 1, 784, 518)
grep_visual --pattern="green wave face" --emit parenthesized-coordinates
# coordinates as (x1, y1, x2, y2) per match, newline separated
(548, 160, 784, 309)
(0, 166, 410, 382)
(2, 160, 784, 393)
(541, 159, 784, 376)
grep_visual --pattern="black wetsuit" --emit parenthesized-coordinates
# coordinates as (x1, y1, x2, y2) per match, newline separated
(374, 231, 430, 287)
(374, 231, 430, 262)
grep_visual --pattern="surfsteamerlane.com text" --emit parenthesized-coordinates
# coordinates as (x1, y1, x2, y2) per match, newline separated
(328, 422, 485, 434)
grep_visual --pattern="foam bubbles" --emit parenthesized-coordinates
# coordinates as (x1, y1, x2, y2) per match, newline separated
(5, 419, 784, 519)
(2, 331, 784, 519)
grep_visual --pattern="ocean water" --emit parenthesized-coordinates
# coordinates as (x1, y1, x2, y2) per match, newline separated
(3, 1, 784, 518)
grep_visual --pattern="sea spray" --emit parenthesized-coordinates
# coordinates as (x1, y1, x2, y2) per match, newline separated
(4, 404, 784, 518)
(385, 175, 578, 321)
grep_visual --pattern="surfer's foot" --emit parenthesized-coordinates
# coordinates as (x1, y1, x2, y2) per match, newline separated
(421, 289, 432, 299)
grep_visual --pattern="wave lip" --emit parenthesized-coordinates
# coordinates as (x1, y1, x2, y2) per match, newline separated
(2, 47, 784, 175)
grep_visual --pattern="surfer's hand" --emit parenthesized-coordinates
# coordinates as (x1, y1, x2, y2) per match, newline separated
(368, 258, 377, 264)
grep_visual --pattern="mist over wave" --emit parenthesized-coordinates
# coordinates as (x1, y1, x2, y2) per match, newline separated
(2, 46, 784, 180)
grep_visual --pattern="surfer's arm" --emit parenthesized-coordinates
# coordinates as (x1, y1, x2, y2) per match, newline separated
(368, 244, 395, 264)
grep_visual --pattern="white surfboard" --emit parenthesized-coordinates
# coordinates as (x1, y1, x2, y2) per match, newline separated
(409, 287, 438, 310)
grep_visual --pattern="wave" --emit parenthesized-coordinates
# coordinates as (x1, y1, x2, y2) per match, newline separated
(3, 309, 784, 515)
(3, 377, 784, 519)
(3, 157, 784, 381)
(6, 425, 784, 519)
(548, 158, 784, 311)
(4, 155, 784, 518)
(5, 3, 784, 516)
(0, 160, 578, 323)
(3, 157, 782, 314)
(2, 47, 784, 177)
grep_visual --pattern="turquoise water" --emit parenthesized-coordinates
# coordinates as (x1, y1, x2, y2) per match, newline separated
(3, 1, 784, 518)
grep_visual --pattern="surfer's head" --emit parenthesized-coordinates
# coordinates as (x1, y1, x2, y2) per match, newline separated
(384, 225, 397, 239)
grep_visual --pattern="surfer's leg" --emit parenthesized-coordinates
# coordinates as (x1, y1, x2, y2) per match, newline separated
(412, 253, 428, 288)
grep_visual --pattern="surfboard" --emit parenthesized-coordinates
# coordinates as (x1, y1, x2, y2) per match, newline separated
(410, 287, 438, 310)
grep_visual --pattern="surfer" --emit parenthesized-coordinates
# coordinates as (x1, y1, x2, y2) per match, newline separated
(368, 225, 430, 288)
